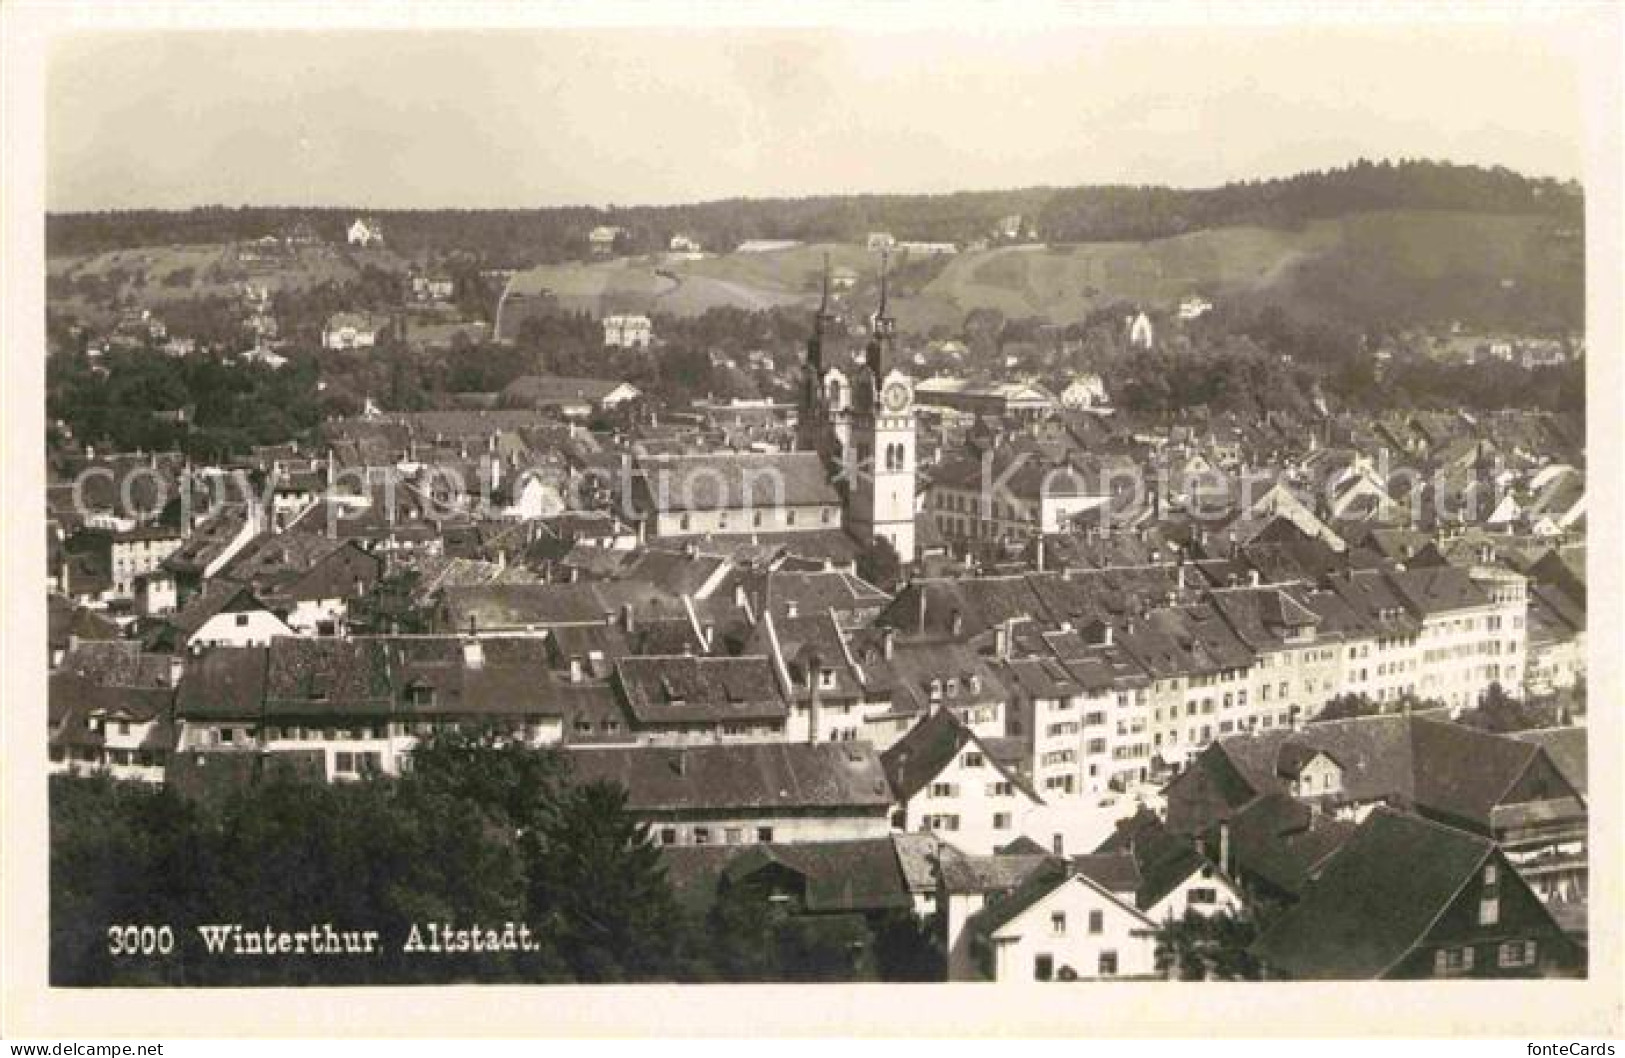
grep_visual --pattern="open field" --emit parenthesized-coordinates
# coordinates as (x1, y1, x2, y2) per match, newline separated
(47, 242, 411, 304)
(497, 208, 1576, 331)
(50, 207, 1578, 337)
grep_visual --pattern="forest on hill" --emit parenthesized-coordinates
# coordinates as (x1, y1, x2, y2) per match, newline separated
(48, 160, 1581, 265)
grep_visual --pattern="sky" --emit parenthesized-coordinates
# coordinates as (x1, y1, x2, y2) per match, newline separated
(46, 22, 1590, 211)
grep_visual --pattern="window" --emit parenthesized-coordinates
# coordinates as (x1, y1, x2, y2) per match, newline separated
(1048, 911, 1068, 936)
(1088, 910, 1103, 934)
(725, 827, 743, 845)
(756, 827, 774, 843)
(962, 751, 984, 767)
(1098, 951, 1118, 977)
(693, 827, 711, 846)
(929, 782, 957, 798)
(1434, 947, 1475, 976)
(1483, 864, 1498, 886)
(659, 827, 677, 846)
(1478, 895, 1500, 926)
(1188, 888, 1216, 905)
(1498, 941, 1537, 968)
(993, 812, 1012, 830)
(235, 613, 249, 627)
(988, 781, 1013, 797)
(1034, 955, 1054, 982)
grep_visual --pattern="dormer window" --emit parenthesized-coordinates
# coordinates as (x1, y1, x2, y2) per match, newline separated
(818, 668, 837, 690)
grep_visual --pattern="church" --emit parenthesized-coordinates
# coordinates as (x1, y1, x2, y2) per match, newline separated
(629, 252, 920, 567)
(798, 252, 919, 565)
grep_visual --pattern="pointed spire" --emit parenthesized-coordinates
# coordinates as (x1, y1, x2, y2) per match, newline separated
(877, 249, 891, 321)
(819, 251, 831, 317)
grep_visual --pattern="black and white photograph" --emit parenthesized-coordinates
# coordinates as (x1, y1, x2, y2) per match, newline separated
(2, 0, 1621, 1043)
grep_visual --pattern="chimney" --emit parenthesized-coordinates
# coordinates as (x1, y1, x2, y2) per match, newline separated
(805, 651, 824, 744)
(168, 655, 185, 688)
(1218, 820, 1233, 878)
(1035, 535, 1046, 573)
(569, 655, 583, 684)
(673, 751, 688, 777)
(463, 637, 485, 670)
(786, 598, 799, 619)
(703, 622, 715, 651)
(949, 608, 964, 637)
(1249, 570, 1261, 588)
(1102, 623, 1114, 647)
(622, 602, 635, 633)
(882, 626, 896, 661)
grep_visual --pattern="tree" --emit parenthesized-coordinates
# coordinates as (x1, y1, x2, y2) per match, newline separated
(526, 779, 680, 982)
(870, 908, 945, 981)
(856, 536, 904, 594)
(407, 727, 566, 833)
(1458, 681, 1543, 734)
(1152, 910, 1261, 981)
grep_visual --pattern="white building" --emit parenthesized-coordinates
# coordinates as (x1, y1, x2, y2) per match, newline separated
(1178, 296, 1214, 321)
(881, 709, 1044, 856)
(1060, 374, 1109, 409)
(1127, 311, 1155, 350)
(322, 313, 387, 351)
(602, 314, 653, 349)
(967, 865, 1160, 981)
(347, 218, 384, 247)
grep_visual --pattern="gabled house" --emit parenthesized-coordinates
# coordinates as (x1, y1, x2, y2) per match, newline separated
(1090, 809, 1246, 923)
(148, 582, 293, 652)
(963, 857, 1160, 981)
(49, 643, 178, 781)
(1163, 715, 1588, 905)
(1251, 808, 1582, 979)
(881, 709, 1043, 855)
(346, 217, 384, 247)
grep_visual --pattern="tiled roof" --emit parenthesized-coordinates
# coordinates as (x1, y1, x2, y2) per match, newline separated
(58, 641, 173, 689)
(562, 742, 894, 813)
(1250, 808, 1497, 979)
(723, 838, 915, 913)
(631, 452, 839, 512)
(175, 647, 270, 720)
(1509, 727, 1586, 798)
(936, 847, 1057, 894)
(614, 655, 788, 725)
(263, 637, 393, 716)
(1221, 792, 1357, 898)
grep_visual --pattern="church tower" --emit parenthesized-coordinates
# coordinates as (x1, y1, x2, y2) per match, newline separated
(845, 251, 917, 564)
(800, 255, 854, 487)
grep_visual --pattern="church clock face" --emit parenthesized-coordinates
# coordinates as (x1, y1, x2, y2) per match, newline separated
(881, 381, 911, 412)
